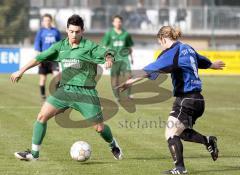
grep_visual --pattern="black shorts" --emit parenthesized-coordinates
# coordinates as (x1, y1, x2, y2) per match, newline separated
(169, 92, 205, 128)
(38, 61, 59, 75)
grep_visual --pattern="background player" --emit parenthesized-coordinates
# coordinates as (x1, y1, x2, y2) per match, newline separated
(101, 15, 134, 101)
(34, 13, 61, 101)
(11, 14, 122, 161)
(116, 26, 225, 174)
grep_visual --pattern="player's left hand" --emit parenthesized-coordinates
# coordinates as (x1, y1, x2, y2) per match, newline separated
(210, 60, 226, 70)
(10, 71, 23, 83)
(105, 55, 113, 69)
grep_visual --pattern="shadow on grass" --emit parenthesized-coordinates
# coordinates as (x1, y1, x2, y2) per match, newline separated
(191, 166, 240, 174)
(126, 154, 240, 161)
(78, 161, 117, 165)
(185, 154, 240, 159)
(128, 156, 169, 161)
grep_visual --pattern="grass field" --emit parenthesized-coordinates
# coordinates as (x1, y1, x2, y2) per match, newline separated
(0, 74, 240, 175)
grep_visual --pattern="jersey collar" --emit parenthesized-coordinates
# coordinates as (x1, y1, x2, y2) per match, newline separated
(157, 41, 181, 59)
(112, 28, 125, 35)
(65, 37, 85, 49)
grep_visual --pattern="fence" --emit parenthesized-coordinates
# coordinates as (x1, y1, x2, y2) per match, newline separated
(28, 6, 240, 34)
(1, 5, 240, 45)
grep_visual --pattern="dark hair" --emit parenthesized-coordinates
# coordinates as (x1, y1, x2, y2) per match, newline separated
(67, 14, 84, 29)
(157, 26, 182, 41)
(42, 13, 53, 21)
(112, 15, 123, 22)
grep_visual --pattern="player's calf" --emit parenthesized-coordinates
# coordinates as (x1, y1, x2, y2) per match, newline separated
(94, 123, 123, 160)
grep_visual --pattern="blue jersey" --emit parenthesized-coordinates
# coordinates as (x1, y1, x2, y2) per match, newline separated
(143, 41, 212, 96)
(34, 27, 61, 52)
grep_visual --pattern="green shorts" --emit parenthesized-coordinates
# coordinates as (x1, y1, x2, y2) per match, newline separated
(47, 85, 103, 123)
(111, 59, 131, 77)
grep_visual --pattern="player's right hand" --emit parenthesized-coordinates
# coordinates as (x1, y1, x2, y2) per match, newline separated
(10, 71, 23, 83)
(210, 60, 225, 70)
(115, 79, 134, 92)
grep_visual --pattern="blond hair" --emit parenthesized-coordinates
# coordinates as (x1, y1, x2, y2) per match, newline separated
(157, 26, 182, 40)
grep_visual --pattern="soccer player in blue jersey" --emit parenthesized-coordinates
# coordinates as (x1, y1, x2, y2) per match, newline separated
(117, 26, 225, 174)
(34, 14, 61, 101)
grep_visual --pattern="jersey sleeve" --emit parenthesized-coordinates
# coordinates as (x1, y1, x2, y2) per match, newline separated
(143, 48, 178, 80)
(35, 42, 60, 62)
(101, 31, 111, 46)
(34, 29, 42, 51)
(89, 42, 109, 64)
(196, 52, 212, 69)
(125, 33, 134, 47)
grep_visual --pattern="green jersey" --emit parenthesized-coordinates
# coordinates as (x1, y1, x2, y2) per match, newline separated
(101, 28, 134, 61)
(36, 38, 108, 87)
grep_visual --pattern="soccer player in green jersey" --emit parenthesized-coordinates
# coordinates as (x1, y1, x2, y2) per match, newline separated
(10, 14, 123, 161)
(101, 15, 134, 101)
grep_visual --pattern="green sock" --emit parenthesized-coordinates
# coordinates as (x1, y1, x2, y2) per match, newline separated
(99, 125, 114, 146)
(31, 121, 47, 158)
(109, 139, 116, 148)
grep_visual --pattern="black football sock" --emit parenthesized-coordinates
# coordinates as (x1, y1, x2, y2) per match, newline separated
(168, 136, 185, 169)
(180, 128, 207, 145)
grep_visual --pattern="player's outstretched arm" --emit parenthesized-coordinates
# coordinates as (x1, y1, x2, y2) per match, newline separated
(10, 58, 40, 83)
(210, 60, 225, 70)
(116, 74, 148, 92)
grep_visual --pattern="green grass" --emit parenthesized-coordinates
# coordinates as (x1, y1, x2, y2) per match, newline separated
(0, 74, 240, 175)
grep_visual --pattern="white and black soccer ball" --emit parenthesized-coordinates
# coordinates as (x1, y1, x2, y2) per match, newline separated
(70, 141, 91, 162)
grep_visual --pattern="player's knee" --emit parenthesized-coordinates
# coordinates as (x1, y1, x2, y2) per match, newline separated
(37, 112, 48, 122)
(165, 116, 185, 140)
(165, 126, 185, 140)
(165, 128, 174, 140)
(165, 125, 182, 140)
(94, 123, 104, 133)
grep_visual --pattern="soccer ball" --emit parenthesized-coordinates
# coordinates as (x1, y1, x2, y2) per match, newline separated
(70, 141, 92, 162)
